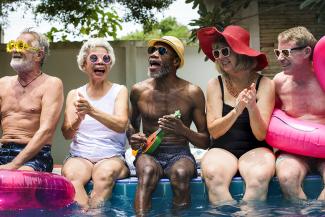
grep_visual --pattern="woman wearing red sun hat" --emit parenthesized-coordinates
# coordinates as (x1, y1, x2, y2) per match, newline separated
(197, 25, 275, 204)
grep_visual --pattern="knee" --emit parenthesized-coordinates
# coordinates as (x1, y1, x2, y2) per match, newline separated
(170, 168, 192, 192)
(142, 165, 156, 177)
(138, 165, 159, 186)
(62, 171, 73, 180)
(203, 166, 225, 186)
(64, 173, 87, 187)
(277, 169, 302, 187)
(62, 170, 80, 182)
(171, 167, 191, 182)
(94, 170, 115, 186)
(245, 170, 272, 189)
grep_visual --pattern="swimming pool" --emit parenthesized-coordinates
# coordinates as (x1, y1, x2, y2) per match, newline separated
(0, 176, 324, 216)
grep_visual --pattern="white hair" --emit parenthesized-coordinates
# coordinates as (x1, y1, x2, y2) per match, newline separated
(21, 28, 50, 67)
(77, 38, 116, 72)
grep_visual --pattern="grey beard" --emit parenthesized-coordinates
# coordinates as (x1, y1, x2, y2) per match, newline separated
(10, 58, 34, 73)
(148, 62, 171, 78)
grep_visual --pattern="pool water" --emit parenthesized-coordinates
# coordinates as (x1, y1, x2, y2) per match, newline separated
(0, 176, 324, 216)
(2, 196, 325, 217)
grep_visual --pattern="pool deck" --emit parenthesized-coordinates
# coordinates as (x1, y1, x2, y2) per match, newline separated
(53, 165, 324, 199)
(85, 175, 324, 200)
(53, 165, 324, 200)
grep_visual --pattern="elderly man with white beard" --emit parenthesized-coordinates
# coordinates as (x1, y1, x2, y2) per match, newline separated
(0, 29, 63, 172)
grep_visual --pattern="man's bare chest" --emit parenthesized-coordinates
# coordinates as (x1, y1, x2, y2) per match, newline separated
(280, 88, 325, 116)
(1, 92, 42, 116)
(137, 91, 192, 121)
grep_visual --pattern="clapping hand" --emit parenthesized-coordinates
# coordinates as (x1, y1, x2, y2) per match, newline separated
(236, 83, 257, 112)
(243, 83, 257, 111)
(74, 92, 91, 120)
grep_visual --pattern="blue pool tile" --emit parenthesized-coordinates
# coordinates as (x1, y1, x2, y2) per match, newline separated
(164, 184, 174, 198)
(152, 183, 166, 197)
(125, 182, 137, 198)
(191, 182, 206, 195)
(229, 177, 245, 199)
(303, 175, 323, 199)
(112, 183, 126, 196)
(85, 175, 324, 201)
(268, 177, 282, 197)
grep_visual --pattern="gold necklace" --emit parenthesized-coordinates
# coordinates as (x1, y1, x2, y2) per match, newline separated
(224, 73, 257, 98)
(18, 71, 43, 93)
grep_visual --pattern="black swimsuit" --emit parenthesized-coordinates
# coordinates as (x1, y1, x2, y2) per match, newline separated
(210, 75, 271, 159)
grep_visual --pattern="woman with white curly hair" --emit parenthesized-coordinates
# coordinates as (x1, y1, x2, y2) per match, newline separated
(61, 38, 129, 210)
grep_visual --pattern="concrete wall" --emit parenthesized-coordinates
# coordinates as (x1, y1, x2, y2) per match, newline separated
(0, 41, 216, 164)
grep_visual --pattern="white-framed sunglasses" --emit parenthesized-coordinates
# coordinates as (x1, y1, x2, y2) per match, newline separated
(274, 46, 307, 58)
(212, 47, 230, 59)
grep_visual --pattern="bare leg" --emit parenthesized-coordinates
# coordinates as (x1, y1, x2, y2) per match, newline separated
(134, 154, 163, 215)
(317, 160, 325, 200)
(201, 148, 237, 205)
(89, 157, 129, 208)
(166, 158, 195, 207)
(62, 158, 93, 210)
(276, 153, 309, 200)
(18, 165, 35, 171)
(239, 147, 275, 201)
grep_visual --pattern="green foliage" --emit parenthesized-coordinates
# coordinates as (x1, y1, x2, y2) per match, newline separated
(118, 0, 176, 33)
(187, 0, 324, 45)
(186, 0, 251, 44)
(185, 0, 324, 62)
(183, 0, 251, 61)
(1, 0, 323, 42)
(35, 0, 122, 41)
(0, 0, 176, 41)
(120, 17, 190, 40)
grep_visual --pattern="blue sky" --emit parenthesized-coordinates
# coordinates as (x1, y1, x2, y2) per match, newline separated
(3, 0, 199, 42)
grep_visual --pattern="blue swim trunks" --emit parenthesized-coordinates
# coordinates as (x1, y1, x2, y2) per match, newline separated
(0, 143, 53, 172)
(135, 144, 198, 177)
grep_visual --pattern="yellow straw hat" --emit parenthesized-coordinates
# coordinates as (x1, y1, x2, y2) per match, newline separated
(148, 36, 185, 68)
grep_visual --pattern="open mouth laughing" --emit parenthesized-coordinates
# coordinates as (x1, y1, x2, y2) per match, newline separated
(149, 59, 161, 71)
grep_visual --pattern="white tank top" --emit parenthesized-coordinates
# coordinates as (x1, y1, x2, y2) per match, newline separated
(69, 83, 126, 162)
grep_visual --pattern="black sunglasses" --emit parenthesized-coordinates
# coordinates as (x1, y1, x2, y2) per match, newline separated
(212, 47, 230, 59)
(147, 46, 168, 55)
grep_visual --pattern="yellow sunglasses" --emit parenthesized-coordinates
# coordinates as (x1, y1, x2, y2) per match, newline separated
(6, 40, 40, 53)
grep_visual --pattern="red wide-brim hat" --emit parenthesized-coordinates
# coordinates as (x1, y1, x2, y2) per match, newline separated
(197, 25, 268, 71)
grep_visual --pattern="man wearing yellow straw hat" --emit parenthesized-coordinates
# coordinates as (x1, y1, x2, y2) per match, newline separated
(128, 36, 209, 214)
